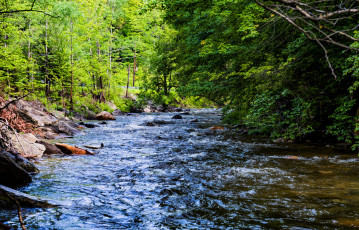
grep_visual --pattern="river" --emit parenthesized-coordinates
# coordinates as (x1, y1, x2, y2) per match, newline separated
(1, 109, 359, 229)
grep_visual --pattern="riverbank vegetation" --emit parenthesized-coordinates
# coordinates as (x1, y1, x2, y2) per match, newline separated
(1, 0, 359, 147)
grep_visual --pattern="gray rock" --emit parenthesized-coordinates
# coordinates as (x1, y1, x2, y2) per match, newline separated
(9, 133, 45, 159)
(84, 108, 97, 120)
(36, 140, 64, 155)
(95, 111, 116, 120)
(58, 120, 82, 136)
(143, 105, 154, 113)
(16, 106, 58, 127)
(0, 151, 32, 187)
(112, 109, 124, 116)
(6, 151, 39, 173)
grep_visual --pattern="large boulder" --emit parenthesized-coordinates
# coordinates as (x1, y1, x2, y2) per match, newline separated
(55, 143, 94, 155)
(15, 100, 58, 127)
(6, 151, 39, 173)
(0, 151, 32, 187)
(9, 133, 45, 159)
(112, 109, 124, 116)
(58, 119, 83, 136)
(0, 185, 55, 209)
(84, 109, 97, 120)
(95, 111, 116, 121)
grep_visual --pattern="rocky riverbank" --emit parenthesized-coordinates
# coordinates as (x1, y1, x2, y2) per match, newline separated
(0, 97, 121, 211)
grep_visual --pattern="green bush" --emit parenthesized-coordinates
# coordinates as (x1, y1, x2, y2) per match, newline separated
(243, 90, 314, 140)
(326, 97, 356, 144)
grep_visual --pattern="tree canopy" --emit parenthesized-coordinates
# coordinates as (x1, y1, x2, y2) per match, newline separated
(1, 0, 359, 148)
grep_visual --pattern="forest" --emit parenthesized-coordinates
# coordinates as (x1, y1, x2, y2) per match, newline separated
(1, 0, 359, 148)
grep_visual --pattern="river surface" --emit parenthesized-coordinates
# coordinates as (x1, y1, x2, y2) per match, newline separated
(1, 109, 359, 229)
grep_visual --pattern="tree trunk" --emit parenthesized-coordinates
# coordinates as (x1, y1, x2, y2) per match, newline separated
(164, 74, 168, 96)
(133, 44, 137, 87)
(28, 20, 32, 82)
(108, 27, 113, 98)
(126, 64, 130, 98)
(45, 19, 49, 97)
(70, 21, 74, 110)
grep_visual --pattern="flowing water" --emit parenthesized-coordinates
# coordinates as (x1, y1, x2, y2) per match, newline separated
(1, 109, 359, 229)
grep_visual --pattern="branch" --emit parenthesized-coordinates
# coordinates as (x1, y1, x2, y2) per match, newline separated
(1, 190, 26, 230)
(0, 93, 30, 112)
(0, 9, 57, 17)
(31, 0, 36, 10)
(255, 0, 341, 79)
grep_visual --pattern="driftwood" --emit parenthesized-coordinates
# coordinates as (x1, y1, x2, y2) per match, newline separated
(55, 143, 95, 155)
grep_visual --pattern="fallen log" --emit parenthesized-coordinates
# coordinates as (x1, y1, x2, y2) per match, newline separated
(55, 143, 94, 155)
(83, 143, 104, 150)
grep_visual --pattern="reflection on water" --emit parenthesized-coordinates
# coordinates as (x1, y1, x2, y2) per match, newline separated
(1, 109, 359, 229)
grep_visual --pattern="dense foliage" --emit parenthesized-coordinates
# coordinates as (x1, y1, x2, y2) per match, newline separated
(155, 0, 359, 147)
(0, 0, 167, 112)
(2, 0, 359, 147)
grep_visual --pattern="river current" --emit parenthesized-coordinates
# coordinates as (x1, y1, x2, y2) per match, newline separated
(1, 109, 359, 229)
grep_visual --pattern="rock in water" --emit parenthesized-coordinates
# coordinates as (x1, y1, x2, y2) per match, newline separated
(172, 115, 183, 119)
(112, 109, 124, 116)
(58, 119, 83, 136)
(0, 185, 55, 209)
(55, 143, 94, 155)
(36, 140, 64, 155)
(0, 151, 32, 187)
(6, 151, 39, 173)
(95, 111, 116, 121)
(210, 126, 225, 130)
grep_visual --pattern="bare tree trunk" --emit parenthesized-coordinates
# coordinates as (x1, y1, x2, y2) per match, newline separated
(126, 64, 130, 98)
(133, 44, 137, 87)
(27, 20, 31, 82)
(4, 34, 10, 94)
(62, 76, 65, 108)
(163, 74, 168, 96)
(70, 21, 74, 110)
(45, 19, 49, 96)
(107, 27, 113, 98)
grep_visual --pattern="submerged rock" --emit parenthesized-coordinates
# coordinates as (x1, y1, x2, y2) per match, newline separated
(55, 143, 94, 155)
(210, 126, 225, 130)
(95, 111, 116, 121)
(79, 122, 98, 129)
(144, 122, 155, 127)
(172, 115, 183, 120)
(0, 185, 55, 209)
(0, 151, 32, 187)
